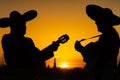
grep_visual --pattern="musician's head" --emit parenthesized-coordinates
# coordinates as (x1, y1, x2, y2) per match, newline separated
(86, 4, 120, 32)
(0, 10, 37, 36)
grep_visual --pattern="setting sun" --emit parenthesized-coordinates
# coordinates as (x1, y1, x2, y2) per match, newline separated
(60, 62, 69, 68)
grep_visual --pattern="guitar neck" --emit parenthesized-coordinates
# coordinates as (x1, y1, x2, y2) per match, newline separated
(41, 34, 69, 52)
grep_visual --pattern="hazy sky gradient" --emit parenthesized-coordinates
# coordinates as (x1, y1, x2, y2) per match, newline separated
(0, 0, 120, 68)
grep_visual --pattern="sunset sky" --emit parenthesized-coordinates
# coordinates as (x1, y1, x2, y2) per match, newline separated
(0, 0, 120, 68)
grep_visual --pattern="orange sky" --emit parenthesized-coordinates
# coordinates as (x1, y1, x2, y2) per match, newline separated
(0, 0, 120, 68)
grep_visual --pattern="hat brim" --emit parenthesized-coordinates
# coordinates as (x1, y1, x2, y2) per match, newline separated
(0, 18, 10, 28)
(23, 10, 37, 22)
(86, 4, 104, 21)
(86, 4, 120, 26)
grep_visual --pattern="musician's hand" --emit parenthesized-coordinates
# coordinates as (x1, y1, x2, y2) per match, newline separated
(52, 41, 60, 51)
(74, 40, 83, 52)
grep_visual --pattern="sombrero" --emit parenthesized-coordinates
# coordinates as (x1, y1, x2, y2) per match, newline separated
(0, 10, 37, 28)
(86, 4, 120, 26)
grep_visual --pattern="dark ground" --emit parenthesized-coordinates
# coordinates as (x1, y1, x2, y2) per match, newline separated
(0, 66, 120, 80)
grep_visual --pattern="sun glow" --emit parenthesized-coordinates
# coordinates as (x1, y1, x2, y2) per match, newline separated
(60, 62, 69, 68)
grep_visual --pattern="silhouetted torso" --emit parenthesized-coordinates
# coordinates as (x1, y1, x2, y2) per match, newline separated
(2, 34, 39, 68)
(84, 28, 119, 70)
(2, 34, 51, 79)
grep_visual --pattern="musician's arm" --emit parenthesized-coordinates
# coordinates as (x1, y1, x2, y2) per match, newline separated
(26, 38, 57, 61)
(32, 34, 68, 61)
(37, 41, 59, 61)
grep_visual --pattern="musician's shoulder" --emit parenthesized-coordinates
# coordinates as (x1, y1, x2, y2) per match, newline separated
(2, 34, 11, 41)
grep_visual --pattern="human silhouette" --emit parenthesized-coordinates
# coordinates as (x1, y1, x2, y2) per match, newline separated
(0, 10, 69, 80)
(75, 4, 120, 80)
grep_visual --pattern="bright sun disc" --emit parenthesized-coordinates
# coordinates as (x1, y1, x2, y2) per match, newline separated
(61, 62, 68, 68)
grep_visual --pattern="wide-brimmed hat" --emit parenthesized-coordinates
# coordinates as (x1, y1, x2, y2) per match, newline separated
(86, 4, 120, 26)
(0, 10, 37, 28)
